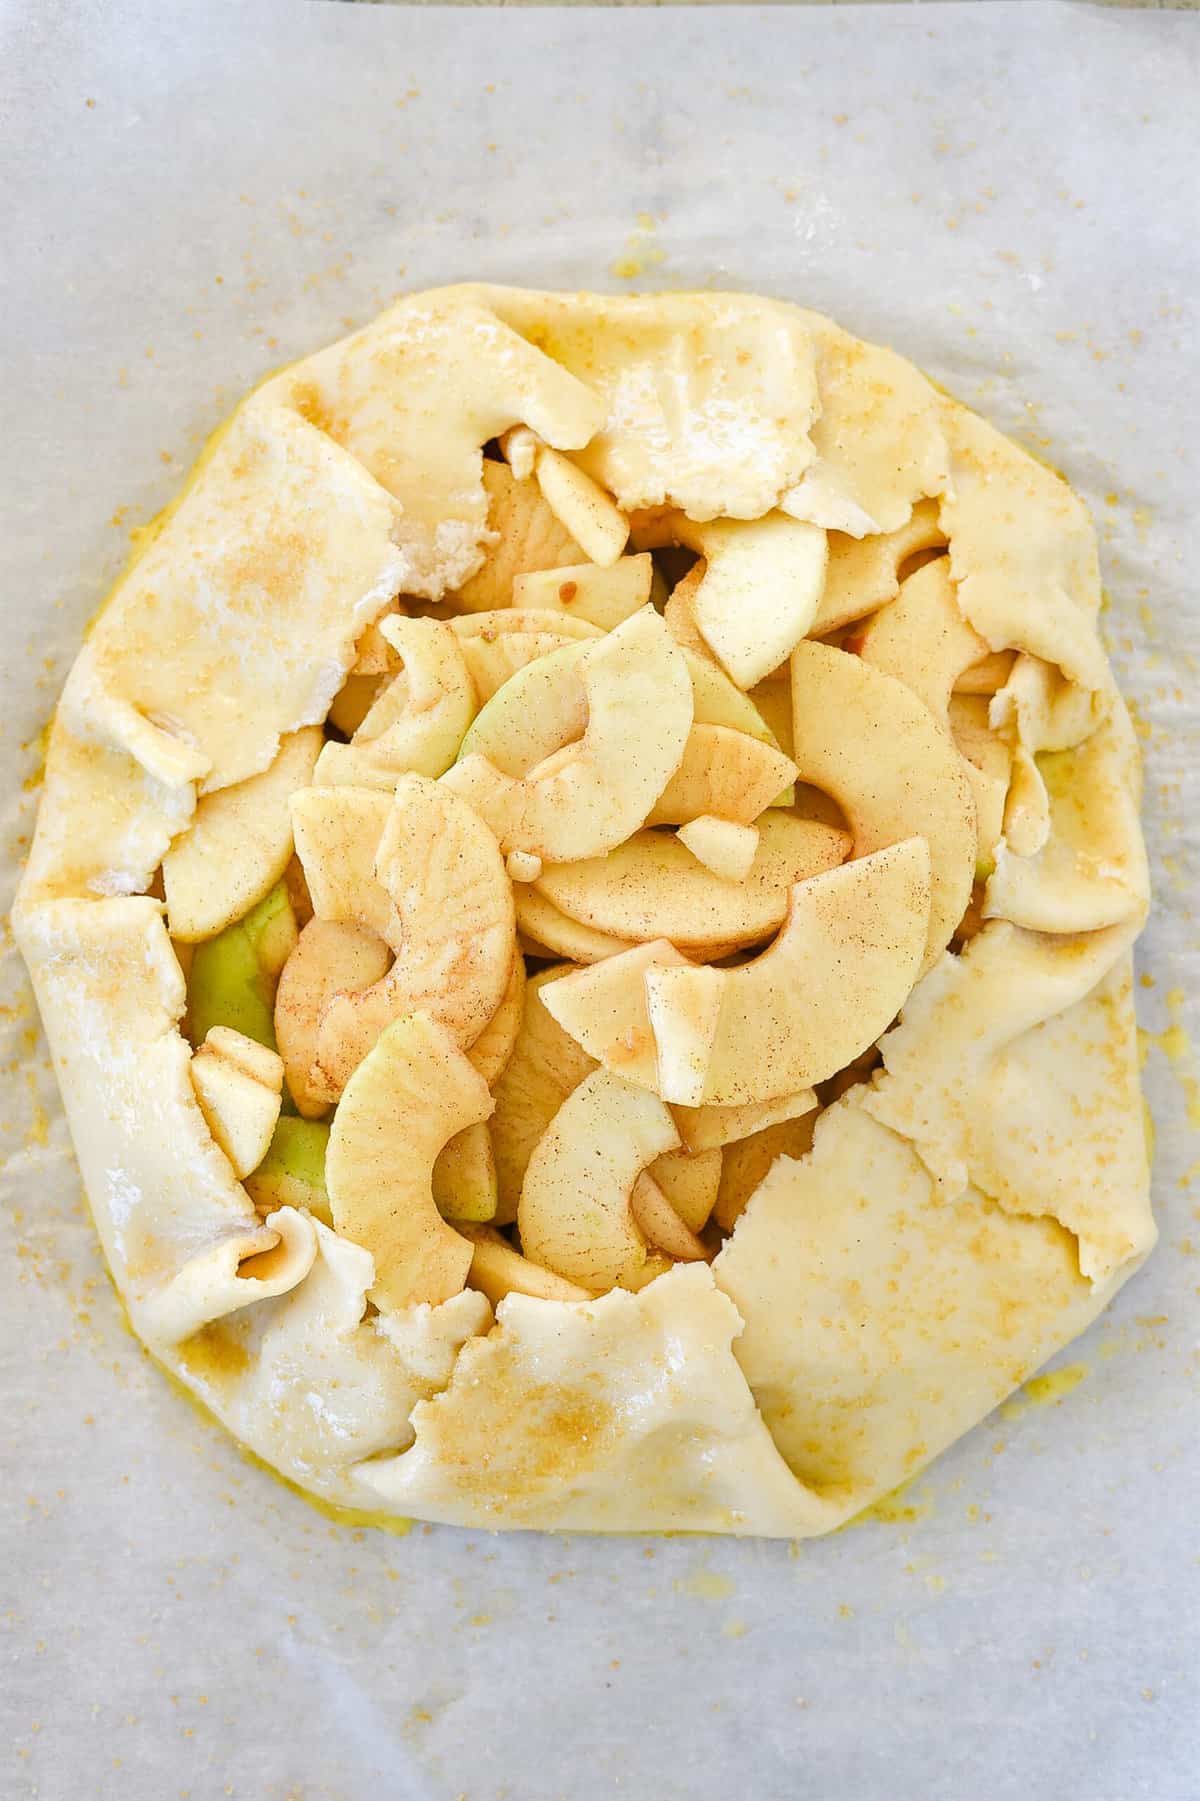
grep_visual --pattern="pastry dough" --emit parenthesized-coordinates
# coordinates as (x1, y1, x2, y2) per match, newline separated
(16, 287, 1153, 1535)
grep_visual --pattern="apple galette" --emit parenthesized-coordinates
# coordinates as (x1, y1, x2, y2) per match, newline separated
(16, 287, 1153, 1535)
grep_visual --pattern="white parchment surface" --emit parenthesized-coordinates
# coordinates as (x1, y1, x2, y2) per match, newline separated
(1, 4, 1197, 1797)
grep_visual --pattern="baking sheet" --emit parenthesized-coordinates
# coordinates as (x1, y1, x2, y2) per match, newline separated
(2, 3, 1198, 1797)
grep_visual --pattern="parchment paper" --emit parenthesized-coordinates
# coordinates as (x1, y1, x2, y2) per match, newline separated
(2, 4, 1198, 1797)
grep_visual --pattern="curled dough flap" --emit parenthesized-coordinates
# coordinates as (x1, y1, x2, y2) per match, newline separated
(139, 1206, 317, 1345)
(355, 1263, 841, 1537)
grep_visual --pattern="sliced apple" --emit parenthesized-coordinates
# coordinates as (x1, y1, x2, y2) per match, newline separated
(453, 460, 584, 612)
(535, 446, 629, 567)
(187, 881, 297, 1051)
(466, 953, 526, 1087)
(314, 616, 475, 789)
(458, 630, 586, 705)
(646, 1146, 722, 1233)
(491, 965, 598, 1224)
(514, 887, 641, 965)
(313, 773, 515, 1095)
(512, 555, 654, 629)
(535, 811, 849, 953)
(670, 1089, 818, 1153)
(458, 1224, 596, 1305)
(713, 1111, 819, 1231)
(450, 608, 604, 642)
(328, 674, 388, 739)
(190, 1026, 284, 1179)
(676, 817, 759, 883)
(948, 693, 1012, 877)
(244, 1116, 331, 1224)
(432, 1121, 498, 1224)
(954, 649, 1015, 696)
(746, 675, 794, 761)
(664, 564, 718, 665)
(629, 1173, 710, 1262)
(518, 1068, 680, 1289)
(441, 608, 693, 863)
(274, 918, 392, 1118)
(853, 558, 990, 718)
(539, 940, 688, 1093)
(813, 500, 946, 636)
(645, 727, 797, 828)
(290, 785, 396, 941)
(790, 641, 975, 969)
(645, 839, 932, 1106)
(668, 512, 828, 690)
(326, 1013, 493, 1312)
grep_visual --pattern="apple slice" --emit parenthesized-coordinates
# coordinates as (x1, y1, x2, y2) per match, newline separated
(664, 564, 718, 665)
(535, 811, 849, 953)
(853, 558, 990, 718)
(326, 1013, 493, 1312)
(645, 1147, 722, 1233)
(713, 1112, 819, 1231)
(466, 953, 526, 1087)
(274, 918, 392, 1118)
(458, 630, 587, 705)
(813, 499, 946, 635)
(514, 887, 641, 965)
(314, 616, 475, 789)
(534, 447, 629, 567)
(645, 839, 932, 1106)
(451, 609, 603, 643)
(790, 642, 976, 969)
(190, 1026, 284, 1179)
(313, 774, 515, 1094)
(676, 817, 759, 883)
(432, 1121, 498, 1223)
(954, 649, 1016, 696)
(453, 460, 584, 612)
(518, 1068, 680, 1289)
(187, 881, 297, 1051)
(163, 728, 322, 943)
(458, 1224, 596, 1305)
(512, 555, 654, 629)
(645, 727, 797, 828)
(244, 1116, 331, 1223)
(290, 785, 396, 940)
(670, 1089, 818, 1152)
(539, 940, 688, 1093)
(629, 1173, 710, 1262)
(948, 694, 1012, 877)
(668, 512, 828, 690)
(441, 608, 693, 863)
(491, 965, 598, 1223)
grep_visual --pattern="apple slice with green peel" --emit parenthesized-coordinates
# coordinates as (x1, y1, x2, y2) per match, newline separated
(518, 1068, 680, 1289)
(512, 554, 654, 630)
(458, 630, 586, 706)
(441, 608, 693, 863)
(676, 817, 759, 883)
(646, 1147, 722, 1233)
(432, 1121, 498, 1223)
(274, 918, 392, 1118)
(190, 1026, 284, 1179)
(629, 1172, 710, 1262)
(450, 609, 603, 642)
(327, 1013, 493, 1312)
(535, 811, 849, 953)
(514, 887, 641, 965)
(790, 642, 976, 970)
(713, 1112, 819, 1231)
(539, 940, 688, 1093)
(313, 773, 515, 1096)
(645, 727, 797, 828)
(852, 558, 990, 719)
(813, 498, 946, 635)
(466, 953, 526, 1087)
(534, 446, 629, 566)
(668, 512, 828, 690)
(490, 965, 597, 1224)
(646, 839, 932, 1107)
(164, 728, 322, 943)
(314, 616, 476, 790)
(244, 1116, 331, 1223)
(453, 460, 584, 612)
(671, 1089, 818, 1153)
(187, 881, 298, 1051)
(458, 1224, 596, 1305)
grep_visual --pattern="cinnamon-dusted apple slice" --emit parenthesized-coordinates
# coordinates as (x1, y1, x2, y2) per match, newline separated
(189, 1026, 284, 1179)
(453, 459, 583, 612)
(490, 965, 598, 1224)
(852, 558, 991, 718)
(645, 839, 931, 1107)
(670, 1089, 818, 1153)
(518, 1069, 680, 1289)
(512, 554, 655, 630)
(629, 1173, 710, 1262)
(534, 446, 629, 567)
(466, 953, 526, 1087)
(666, 513, 828, 690)
(535, 811, 848, 954)
(645, 727, 797, 829)
(431, 1122, 498, 1224)
(663, 564, 718, 666)
(326, 1013, 493, 1312)
(514, 886, 641, 965)
(539, 940, 688, 1093)
(713, 1111, 819, 1231)
(644, 1147, 722, 1234)
(314, 616, 475, 789)
(450, 608, 603, 642)
(274, 918, 392, 1118)
(790, 642, 976, 969)
(813, 499, 946, 635)
(676, 817, 759, 883)
(457, 630, 591, 706)
(441, 608, 693, 863)
(458, 1225, 596, 1305)
(164, 728, 322, 942)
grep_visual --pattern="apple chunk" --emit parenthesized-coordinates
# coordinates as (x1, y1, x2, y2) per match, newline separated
(645, 838, 931, 1106)
(669, 512, 828, 690)
(326, 1013, 493, 1312)
(453, 459, 583, 612)
(853, 557, 990, 719)
(490, 965, 598, 1223)
(512, 555, 654, 629)
(539, 940, 688, 1093)
(164, 728, 321, 942)
(676, 817, 759, 883)
(458, 1225, 596, 1305)
(534, 446, 629, 567)
(190, 1026, 284, 1179)
(645, 727, 797, 828)
(518, 1068, 680, 1289)
(274, 918, 391, 1118)
(314, 616, 475, 789)
(432, 1121, 498, 1224)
